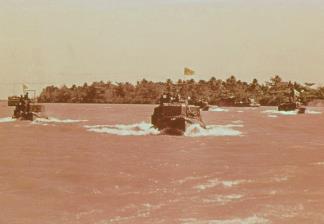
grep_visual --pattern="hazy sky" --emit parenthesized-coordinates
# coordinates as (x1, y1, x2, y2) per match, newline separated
(0, 0, 324, 98)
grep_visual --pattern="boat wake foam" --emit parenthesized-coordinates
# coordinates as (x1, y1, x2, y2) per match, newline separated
(32, 117, 88, 124)
(84, 122, 159, 136)
(184, 124, 242, 137)
(194, 178, 248, 191)
(232, 120, 243, 124)
(263, 109, 322, 116)
(209, 106, 229, 112)
(202, 194, 243, 205)
(263, 110, 297, 116)
(306, 110, 322, 114)
(0, 117, 16, 123)
(84, 122, 242, 137)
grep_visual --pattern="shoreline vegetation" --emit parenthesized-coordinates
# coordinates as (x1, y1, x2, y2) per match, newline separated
(37, 75, 324, 106)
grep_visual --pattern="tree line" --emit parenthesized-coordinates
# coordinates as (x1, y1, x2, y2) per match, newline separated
(37, 75, 324, 105)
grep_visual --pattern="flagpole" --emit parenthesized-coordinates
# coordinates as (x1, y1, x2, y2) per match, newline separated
(183, 67, 195, 105)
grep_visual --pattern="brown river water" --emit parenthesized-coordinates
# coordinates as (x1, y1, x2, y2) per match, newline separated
(1, 102, 324, 224)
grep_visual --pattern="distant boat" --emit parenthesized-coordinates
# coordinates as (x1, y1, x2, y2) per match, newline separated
(278, 102, 306, 114)
(277, 86, 306, 114)
(8, 91, 47, 121)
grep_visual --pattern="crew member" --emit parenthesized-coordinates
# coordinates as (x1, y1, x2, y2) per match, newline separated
(166, 92, 171, 103)
(24, 92, 29, 100)
(160, 94, 166, 105)
(26, 100, 31, 113)
(174, 94, 181, 103)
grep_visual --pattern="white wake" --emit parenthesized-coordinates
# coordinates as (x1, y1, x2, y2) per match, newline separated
(84, 122, 242, 137)
(32, 117, 88, 124)
(263, 110, 297, 116)
(306, 110, 322, 114)
(184, 124, 242, 137)
(0, 117, 16, 123)
(194, 178, 249, 191)
(209, 106, 229, 112)
(84, 122, 159, 136)
(263, 109, 322, 116)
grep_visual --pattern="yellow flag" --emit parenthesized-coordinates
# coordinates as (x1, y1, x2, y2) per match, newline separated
(184, 67, 195, 76)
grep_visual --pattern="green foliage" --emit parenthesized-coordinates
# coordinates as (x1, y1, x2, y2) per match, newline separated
(38, 76, 324, 105)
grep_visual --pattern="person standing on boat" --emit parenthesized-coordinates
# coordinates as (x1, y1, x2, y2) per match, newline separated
(288, 82, 295, 103)
(19, 95, 26, 113)
(24, 92, 29, 100)
(166, 92, 172, 103)
(26, 99, 31, 114)
(160, 93, 168, 105)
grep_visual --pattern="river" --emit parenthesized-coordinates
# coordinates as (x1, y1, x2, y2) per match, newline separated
(1, 102, 324, 224)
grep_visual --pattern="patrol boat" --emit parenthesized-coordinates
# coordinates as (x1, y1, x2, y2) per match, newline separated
(9, 91, 46, 121)
(277, 86, 306, 114)
(278, 102, 306, 114)
(151, 101, 206, 135)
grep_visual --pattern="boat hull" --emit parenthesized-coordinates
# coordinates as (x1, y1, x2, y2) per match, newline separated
(13, 112, 34, 121)
(151, 103, 206, 135)
(152, 116, 205, 135)
(278, 102, 306, 114)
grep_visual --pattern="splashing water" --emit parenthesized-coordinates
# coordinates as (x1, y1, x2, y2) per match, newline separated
(0, 117, 16, 123)
(306, 110, 322, 114)
(202, 194, 244, 205)
(209, 106, 229, 112)
(194, 178, 247, 191)
(84, 122, 159, 136)
(184, 124, 242, 137)
(263, 109, 322, 116)
(262, 110, 297, 116)
(84, 122, 242, 137)
(32, 117, 88, 124)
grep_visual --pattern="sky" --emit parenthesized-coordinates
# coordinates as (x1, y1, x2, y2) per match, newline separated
(0, 0, 324, 99)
